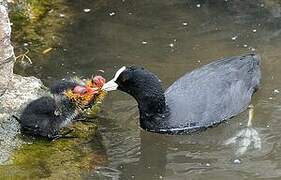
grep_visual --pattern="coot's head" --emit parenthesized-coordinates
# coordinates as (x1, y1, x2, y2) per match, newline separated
(102, 66, 166, 117)
(102, 66, 163, 96)
(102, 66, 167, 130)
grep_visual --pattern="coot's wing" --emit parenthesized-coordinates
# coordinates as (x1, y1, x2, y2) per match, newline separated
(164, 54, 261, 131)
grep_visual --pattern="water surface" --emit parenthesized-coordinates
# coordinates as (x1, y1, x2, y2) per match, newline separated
(14, 0, 281, 179)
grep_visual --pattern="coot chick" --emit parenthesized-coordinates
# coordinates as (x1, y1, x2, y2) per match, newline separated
(17, 76, 106, 139)
(102, 54, 261, 134)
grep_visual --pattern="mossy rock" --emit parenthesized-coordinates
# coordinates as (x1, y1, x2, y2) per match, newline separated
(9, 0, 73, 55)
(9, 0, 108, 57)
(0, 121, 107, 179)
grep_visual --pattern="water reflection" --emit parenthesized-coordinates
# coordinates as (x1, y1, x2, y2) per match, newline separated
(225, 105, 262, 156)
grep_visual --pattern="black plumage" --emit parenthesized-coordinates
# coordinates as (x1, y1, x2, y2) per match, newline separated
(104, 54, 261, 134)
(16, 80, 82, 139)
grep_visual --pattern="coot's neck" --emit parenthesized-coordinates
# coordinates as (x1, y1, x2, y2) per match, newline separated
(133, 87, 169, 131)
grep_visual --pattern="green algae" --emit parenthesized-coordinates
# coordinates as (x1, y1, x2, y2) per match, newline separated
(9, 0, 108, 57)
(0, 92, 109, 179)
(0, 121, 107, 179)
(10, 0, 73, 55)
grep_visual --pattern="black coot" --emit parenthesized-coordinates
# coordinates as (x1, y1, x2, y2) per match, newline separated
(102, 54, 261, 134)
(16, 80, 82, 139)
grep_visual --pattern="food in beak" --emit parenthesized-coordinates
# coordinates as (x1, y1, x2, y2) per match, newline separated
(64, 75, 107, 108)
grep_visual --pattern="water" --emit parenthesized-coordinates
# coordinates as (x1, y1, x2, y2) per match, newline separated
(14, 0, 281, 179)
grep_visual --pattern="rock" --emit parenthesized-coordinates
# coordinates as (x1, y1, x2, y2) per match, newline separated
(0, 3, 48, 164)
(0, 0, 8, 9)
(0, 75, 47, 164)
(0, 4, 14, 95)
(0, 113, 20, 164)
(0, 75, 47, 113)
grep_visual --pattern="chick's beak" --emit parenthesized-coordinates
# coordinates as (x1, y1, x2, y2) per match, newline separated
(93, 75, 106, 88)
(102, 79, 118, 91)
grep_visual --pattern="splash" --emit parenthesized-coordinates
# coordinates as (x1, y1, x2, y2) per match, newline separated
(224, 105, 261, 156)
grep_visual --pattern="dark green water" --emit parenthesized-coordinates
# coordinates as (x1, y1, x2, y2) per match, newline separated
(13, 0, 281, 179)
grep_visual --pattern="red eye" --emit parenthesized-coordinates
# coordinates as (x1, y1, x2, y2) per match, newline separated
(93, 75, 106, 88)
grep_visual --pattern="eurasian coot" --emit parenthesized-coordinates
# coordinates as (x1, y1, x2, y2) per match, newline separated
(102, 54, 261, 134)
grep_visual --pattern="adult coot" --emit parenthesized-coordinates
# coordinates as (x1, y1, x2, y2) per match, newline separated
(102, 54, 261, 134)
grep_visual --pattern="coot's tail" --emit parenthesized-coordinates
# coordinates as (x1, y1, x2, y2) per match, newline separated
(245, 53, 261, 92)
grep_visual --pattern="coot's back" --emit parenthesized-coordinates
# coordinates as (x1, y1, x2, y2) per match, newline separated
(165, 54, 261, 132)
